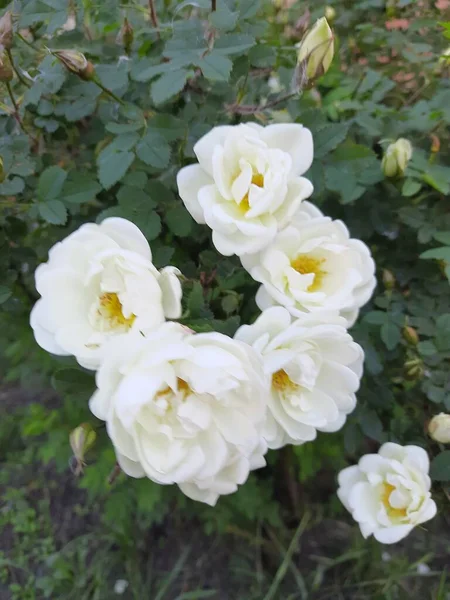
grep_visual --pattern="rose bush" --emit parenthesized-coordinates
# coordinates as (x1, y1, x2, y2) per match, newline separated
(0, 1, 449, 581)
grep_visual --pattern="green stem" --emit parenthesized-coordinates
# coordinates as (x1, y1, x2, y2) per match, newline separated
(16, 31, 39, 51)
(93, 78, 126, 105)
(5, 82, 38, 143)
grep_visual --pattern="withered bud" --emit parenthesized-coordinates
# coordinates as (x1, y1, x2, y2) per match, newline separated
(0, 11, 13, 50)
(402, 326, 419, 346)
(0, 51, 13, 82)
(430, 134, 440, 154)
(53, 49, 95, 81)
(121, 18, 134, 55)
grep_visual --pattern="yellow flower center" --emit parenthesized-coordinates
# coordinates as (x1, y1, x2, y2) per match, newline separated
(291, 255, 327, 292)
(380, 483, 407, 519)
(272, 369, 299, 392)
(239, 173, 264, 213)
(156, 378, 191, 402)
(98, 292, 135, 329)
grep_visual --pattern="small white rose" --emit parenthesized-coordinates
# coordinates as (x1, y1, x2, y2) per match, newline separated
(337, 443, 437, 544)
(428, 413, 450, 444)
(382, 138, 413, 178)
(30, 218, 182, 370)
(176, 122, 314, 257)
(235, 307, 363, 448)
(241, 201, 376, 327)
(89, 323, 268, 506)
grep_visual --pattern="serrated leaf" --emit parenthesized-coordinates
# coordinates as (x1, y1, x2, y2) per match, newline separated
(151, 70, 190, 105)
(37, 166, 67, 201)
(402, 178, 422, 197)
(60, 178, 102, 205)
(420, 247, 450, 261)
(199, 53, 233, 82)
(38, 200, 68, 225)
(433, 232, 450, 245)
(209, 6, 239, 31)
(136, 131, 171, 169)
(52, 368, 95, 396)
(430, 451, 450, 481)
(97, 150, 135, 190)
(148, 114, 186, 141)
(165, 206, 193, 237)
(214, 34, 256, 55)
(381, 320, 401, 350)
(0, 177, 25, 196)
(117, 186, 156, 210)
(314, 123, 351, 159)
(188, 282, 213, 319)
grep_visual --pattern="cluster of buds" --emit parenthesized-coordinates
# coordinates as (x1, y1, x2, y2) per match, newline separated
(404, 357, 424, 381)
(382, 138, 413, 178)
(428, 413, 450, 444)
(296, 17, 334, 86)
(52, 49, 95, 81)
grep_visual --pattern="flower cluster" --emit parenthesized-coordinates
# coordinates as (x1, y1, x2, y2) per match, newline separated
(31, 122, 436, 540)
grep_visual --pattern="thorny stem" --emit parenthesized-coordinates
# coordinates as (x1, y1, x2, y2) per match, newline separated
(226, 90, 300, 115)
(6, 49, 31, 88)
(148, 0, 160, 39)
(211, 0, 217, 10)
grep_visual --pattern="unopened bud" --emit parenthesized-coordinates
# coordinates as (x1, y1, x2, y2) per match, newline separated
(70, 423, 96, 464)
(121, 18, 134, 55)
(382, 138, 413, 178)
(430, 134, 440, 154)
(297, 17, 334, 83)
(324, 6, 336, 22)
(382, 269, 395, 290)
(0, 51, 13, 82)
(404, 358, 423, 381)
(53, 49, 95, 81)
(428, 413, 450, 444)
(0, 11, 13, 50)
(0, 157, 5, 183)
(402, 326, 419, 345)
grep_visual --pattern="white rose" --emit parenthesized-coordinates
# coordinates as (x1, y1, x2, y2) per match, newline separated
(89, 323, 268, 506)
(30, 218, 182, 370)
(176, 122, 314, 257)
(235, 307, 363, 448)
(337, 443, 437, 544)
(241, 201, 376, 326)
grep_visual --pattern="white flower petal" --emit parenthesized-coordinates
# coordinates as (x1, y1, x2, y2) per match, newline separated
(176, 164, 213, 224)
(261, 123, 314, 176)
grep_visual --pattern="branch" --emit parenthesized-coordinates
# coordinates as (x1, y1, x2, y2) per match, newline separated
(211, 0, 217, 10)
(225, 90, 300, 115)
(148, 0, 160, 39)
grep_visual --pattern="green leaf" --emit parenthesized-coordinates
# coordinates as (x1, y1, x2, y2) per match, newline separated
(213, 34, 256, 55)
(199, 53, 233, 82)
(60, 177, 102, 205)
(165, 206, 193, 237)
(117, 186, 156, 210)
(151, 70, 190, 105)
(434, 232, 450, 245)
(52, 368, 95, 396)
(188, 282, 213, 319)
(38, 200, 68, 225)
(402, 178, 422, 197)
(37, 166, 67, 201)
(148, 114, 186, 141)
(0, 177, 25, 196)
(430, 451, 450, 482)
(381, 320, 401, 350)
(136, 131, 171, 169)
(97, 150, 135, 190)
(420, 247, 450, 261)
(209, 5, 239, 30)
(0, 285, 12, 304)
(314, 123, 351, 159)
